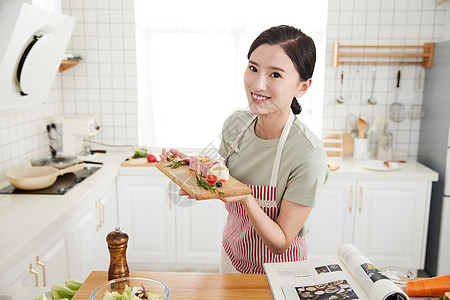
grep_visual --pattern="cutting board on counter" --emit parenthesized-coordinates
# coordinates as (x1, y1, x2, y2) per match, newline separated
(156, 162, 251, 200)
(121, 157, 158, 167)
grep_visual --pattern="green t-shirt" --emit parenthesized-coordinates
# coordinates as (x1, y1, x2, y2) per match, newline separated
(219, 110, 328, 236)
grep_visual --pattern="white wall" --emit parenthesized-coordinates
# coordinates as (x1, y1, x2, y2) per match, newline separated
(60, 0, 138, 147)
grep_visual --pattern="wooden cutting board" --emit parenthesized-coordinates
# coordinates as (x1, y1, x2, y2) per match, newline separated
(323, 133, 354, 156)
(156, 162, 251, 200)
(121, 157, 158, 167)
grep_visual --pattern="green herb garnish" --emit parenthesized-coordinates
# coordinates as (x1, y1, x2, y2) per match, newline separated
(195, 173, 225, 197)
(166, 160, 186, 169)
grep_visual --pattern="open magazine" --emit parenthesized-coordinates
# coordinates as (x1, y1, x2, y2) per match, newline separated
(263, 244, 409, 300)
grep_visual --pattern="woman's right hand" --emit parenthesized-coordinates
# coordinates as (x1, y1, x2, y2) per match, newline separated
(179, 188, 194, 199)
(159, 148, 188, 162)
(160, 148, 192, 198)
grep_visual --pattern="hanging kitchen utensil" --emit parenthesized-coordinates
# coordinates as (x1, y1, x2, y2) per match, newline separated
(389, 70, 406, 122)
(6, 163, 85, 190)
(349, 66, 362, 103)
(409, 96, 425, 120)
(367, 68, 377, 105)
(336, 69, 344, 104)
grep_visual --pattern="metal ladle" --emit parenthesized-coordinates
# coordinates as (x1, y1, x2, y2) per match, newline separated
(367, 68, 377, 105)
(336, 70, 344, 104)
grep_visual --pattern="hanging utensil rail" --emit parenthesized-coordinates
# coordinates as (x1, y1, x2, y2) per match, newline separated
(332, 42, 435, 68)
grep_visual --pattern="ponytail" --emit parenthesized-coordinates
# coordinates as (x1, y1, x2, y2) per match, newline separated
(291, 98, 302, 115)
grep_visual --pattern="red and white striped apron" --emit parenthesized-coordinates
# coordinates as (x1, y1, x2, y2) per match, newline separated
(222, 112, 307, 274)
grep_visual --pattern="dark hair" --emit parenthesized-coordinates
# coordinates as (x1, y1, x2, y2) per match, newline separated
(247, 25, 316, 115)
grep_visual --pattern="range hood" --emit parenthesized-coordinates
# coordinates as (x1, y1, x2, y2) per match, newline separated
(0, 2, 75, 113)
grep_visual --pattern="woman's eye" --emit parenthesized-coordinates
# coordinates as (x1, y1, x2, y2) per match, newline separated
(249, 65, 257, 72)
(270, 72, 281, 78)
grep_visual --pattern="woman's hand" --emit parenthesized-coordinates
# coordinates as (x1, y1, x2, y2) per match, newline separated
(159, 148, 188, 162)
(220, 194, 254, 206)
(179, 188, 194, 199)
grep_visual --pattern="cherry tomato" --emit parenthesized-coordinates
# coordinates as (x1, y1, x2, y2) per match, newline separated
(206, 175, 218, 184)
(147, 154, 158, 163)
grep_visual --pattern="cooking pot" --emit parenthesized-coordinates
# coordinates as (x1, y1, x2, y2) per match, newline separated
(31, 154, 102, 169)
(6, 163, 85, 190)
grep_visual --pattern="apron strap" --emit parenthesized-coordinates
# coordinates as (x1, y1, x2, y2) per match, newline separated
(269, 111, 295, 187)
(224, 115, 257, 167)
(224, 111, 295, 188)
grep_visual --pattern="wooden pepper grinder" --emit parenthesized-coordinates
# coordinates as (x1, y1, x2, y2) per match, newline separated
(106, 227, 130, 281)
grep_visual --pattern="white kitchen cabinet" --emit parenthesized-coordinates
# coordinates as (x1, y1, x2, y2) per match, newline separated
(175, 194, 227, 265)
(0, 224, 70, 287)
(68, 179, 118, 281)
(306, 180, 354, 258)
(307, 179, 431, 272)
(117, 173, 227, 270)
(117, 175, 176, 264)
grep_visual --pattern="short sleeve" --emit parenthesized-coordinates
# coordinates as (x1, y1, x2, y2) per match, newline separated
(219, 115, 232, 159)
(282, 148, 329, 208)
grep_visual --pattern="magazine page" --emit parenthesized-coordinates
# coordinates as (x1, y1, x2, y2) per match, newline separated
(264, 256, 369, 300)
(338, 244, 409, 300)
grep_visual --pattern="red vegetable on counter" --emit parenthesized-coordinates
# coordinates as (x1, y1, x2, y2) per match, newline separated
(146, 154, 158, 163)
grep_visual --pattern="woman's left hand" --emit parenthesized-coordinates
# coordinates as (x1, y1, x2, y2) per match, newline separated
(220, 194, 253, 205)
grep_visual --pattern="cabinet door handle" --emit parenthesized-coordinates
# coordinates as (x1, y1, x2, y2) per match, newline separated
(348, 186, 354, 213)
(98, 198, 105, 225)
(359, 186, 363, 213)
(36, 256, 46, 287)
(96, 199, 102, 231)
(29, 263, 38, 287)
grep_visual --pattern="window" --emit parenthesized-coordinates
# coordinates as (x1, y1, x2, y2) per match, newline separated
(135, 0, 327, 153)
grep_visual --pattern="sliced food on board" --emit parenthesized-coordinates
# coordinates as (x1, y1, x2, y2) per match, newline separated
(156, 155, 251, 200)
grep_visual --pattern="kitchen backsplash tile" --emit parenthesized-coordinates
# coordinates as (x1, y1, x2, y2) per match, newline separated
(0, 0, 447, 175)
(60, 0, 139, 148)
(323, 0, 447, 160)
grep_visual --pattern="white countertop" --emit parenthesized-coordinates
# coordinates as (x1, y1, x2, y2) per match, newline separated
(0, 150, 131, 276)
(0, 153, 439, 277)
(326, 157, 439, 181)
(117, 157, 439, 181)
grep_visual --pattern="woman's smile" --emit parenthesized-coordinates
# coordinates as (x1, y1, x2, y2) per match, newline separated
(251, 92, 270, 103)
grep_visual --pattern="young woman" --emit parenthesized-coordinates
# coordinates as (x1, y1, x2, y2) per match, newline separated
(161, 25, 328, 274)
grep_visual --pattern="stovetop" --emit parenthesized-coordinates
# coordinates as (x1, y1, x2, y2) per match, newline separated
(0, 166, 101, 195)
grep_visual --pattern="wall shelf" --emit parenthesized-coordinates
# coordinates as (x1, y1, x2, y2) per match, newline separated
(59, 59, 80, 72)
(332, 42, 435, 68)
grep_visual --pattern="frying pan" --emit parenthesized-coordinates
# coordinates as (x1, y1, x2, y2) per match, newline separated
(31, 154, 103, 169)
(6, 163, 85, 190)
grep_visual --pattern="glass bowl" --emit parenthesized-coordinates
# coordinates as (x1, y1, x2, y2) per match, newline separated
(381, 266, 416, 285)
(89, 277, 169, 300)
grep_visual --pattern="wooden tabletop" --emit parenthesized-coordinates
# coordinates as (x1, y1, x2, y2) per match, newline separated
(72, 271, 273, 300)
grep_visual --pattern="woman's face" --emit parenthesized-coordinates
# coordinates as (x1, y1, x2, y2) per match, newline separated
(244, 44, 310, 117)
